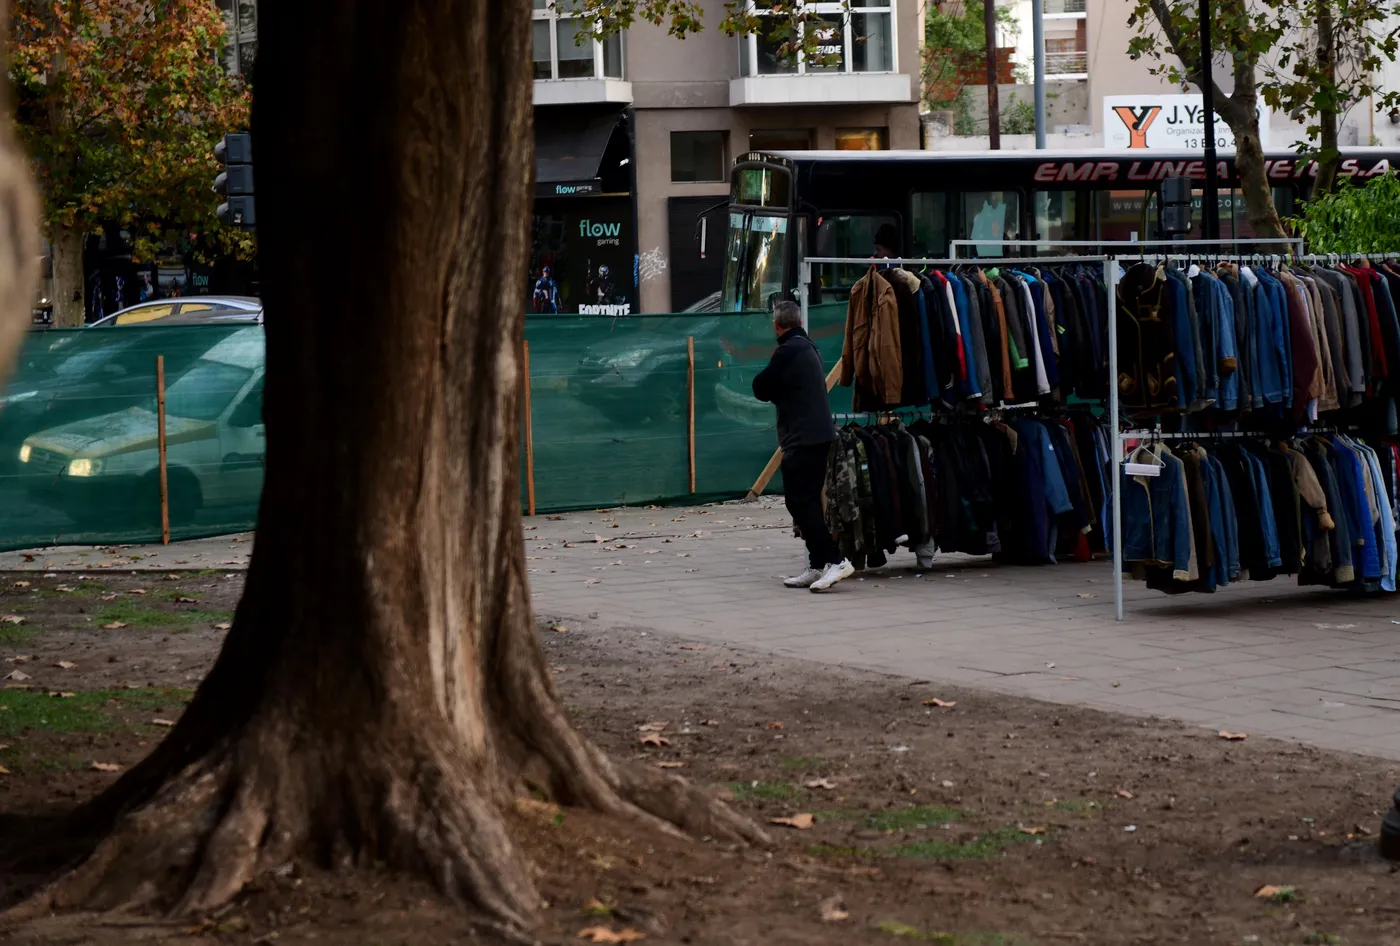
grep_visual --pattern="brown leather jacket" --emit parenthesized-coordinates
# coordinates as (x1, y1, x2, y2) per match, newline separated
(842, 266, 903, 407)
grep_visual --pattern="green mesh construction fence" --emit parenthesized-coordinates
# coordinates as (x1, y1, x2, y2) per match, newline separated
(0, 325, 265, 551)
(0, 306, 851, 550)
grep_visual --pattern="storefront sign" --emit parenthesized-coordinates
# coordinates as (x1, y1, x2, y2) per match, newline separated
(538, 179, 600, 197)
(1103, 94, 1271, 151)
(530, 195, 636, 315)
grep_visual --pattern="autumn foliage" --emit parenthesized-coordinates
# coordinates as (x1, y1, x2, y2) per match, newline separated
(10, 0, 252, 260)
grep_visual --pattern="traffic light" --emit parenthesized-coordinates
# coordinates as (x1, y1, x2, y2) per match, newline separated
(214, 133, 256, 229)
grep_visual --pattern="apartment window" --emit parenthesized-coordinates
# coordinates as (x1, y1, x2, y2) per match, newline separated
(218, 0, 257, 76)
(835, 127, 888, 151)
(740, 0, 896, 77)
(532, 1, 625, 81)
(671, 132, 727, 183)
(749, 129, 813, 152)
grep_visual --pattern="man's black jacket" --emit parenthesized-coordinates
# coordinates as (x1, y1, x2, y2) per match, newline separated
(752, 325, 838, 454)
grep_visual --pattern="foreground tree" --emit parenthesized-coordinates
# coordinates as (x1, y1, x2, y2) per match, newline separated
(2, 0, 761, 932)
(10, 0, 251, 325)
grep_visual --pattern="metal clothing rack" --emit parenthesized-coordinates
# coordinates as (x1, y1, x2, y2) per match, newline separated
(809, 239, 1347, 620)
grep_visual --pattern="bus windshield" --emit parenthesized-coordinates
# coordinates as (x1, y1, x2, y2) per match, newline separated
(721, 211, 789, 312)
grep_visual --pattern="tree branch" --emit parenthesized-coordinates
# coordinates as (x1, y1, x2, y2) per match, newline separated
(1147, 0, 1236, 110)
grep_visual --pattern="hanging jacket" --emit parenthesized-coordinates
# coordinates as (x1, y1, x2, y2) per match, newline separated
(843, 266, 903, 409)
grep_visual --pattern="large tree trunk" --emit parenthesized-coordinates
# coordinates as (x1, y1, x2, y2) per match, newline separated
(0, 0, 39, 377)
(1228, 117, 1288, 239)
(48, 227, 84, 327)
(4, 0, 759, 931)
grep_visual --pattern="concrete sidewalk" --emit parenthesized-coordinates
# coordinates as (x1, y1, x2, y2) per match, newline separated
(525, 498, 1400, 761)
(8, 504, 1400, 761)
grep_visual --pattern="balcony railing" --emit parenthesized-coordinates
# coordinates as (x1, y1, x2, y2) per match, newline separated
(1046, 51, 1088, 75)
(1043, 0, 1087, 13)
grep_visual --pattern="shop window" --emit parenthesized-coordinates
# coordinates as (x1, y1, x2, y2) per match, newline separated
(834, 127, 888, 151)
(740, 0, 896, 76)
(532, 2, 625, 81)
(671, 132, 727, 183)
(749, 129, 813, 152)
(1094, 190, 1156, 243)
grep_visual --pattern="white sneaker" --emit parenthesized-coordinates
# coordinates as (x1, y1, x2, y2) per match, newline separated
(809, 559, 855, 592)
(784, 567, 824, 588)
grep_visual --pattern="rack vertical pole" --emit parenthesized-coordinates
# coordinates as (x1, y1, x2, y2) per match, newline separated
(1106, 259, 1123, 621)
(799, 260, 810, 330)
(156, 354, 170, 545)
(522, 339, 535, 517)
(687, 335, 696, 494)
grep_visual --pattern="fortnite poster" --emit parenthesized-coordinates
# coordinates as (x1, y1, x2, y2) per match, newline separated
(530, 197, 636, 316)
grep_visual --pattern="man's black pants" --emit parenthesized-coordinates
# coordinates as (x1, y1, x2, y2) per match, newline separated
(781, 442, 842, 570)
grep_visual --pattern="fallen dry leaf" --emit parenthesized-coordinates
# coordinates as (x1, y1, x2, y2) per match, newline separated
(922, 698, 956, 708)
(151, 719, 176, 727)
(638, 733, 671, 748)
(0, 615, 25, 625)
(1116, 789, 1135, 800)
(4, 670, 31, 682)
(1218, 731, 1248, 741)
(701, 719, 720, 727)
(174, 596, 199, 604)
(515, 797, 561, 820)
(53, 585, 74, 593)
(1077, 593, 1098, 598)
(54, 661, 76, 670)
(766, 721, 785, 730)
(0, 764, 9, 775)
(635, 721, 668, 733)
(11, 581, 30, 589)
(1254, 885, 1297, 900)
(549, 624, 568, 633)
(580, 898, 612, 918)
(769, 813, 815, 830)
(805, 778, 837, 790)
(129, 588, 146, 595)
(214, 623, 232, 631)
(576, 927, 645, 944)
(818, 896, 849, 923)
(655, 761, 686, 769)
(1019, 825, 1047, 836)
(6, 655, 31, 664)
(21, 553, 33, 562)
(48, 691, 76, 699)
(102, 622, 128, 630)
(90, 762, 122, 773)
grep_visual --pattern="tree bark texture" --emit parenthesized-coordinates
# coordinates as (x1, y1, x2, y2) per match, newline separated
(1313, 1, 1341, 196)
(0, 0, 39, 378)
(1147, 0, 1287, 240)
(4, 0, 760, 931)
(48, 227, 83, 327)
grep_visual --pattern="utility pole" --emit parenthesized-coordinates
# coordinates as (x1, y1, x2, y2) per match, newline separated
(1198, 0, 1221, 240)
(984, 0, 1001, 149)
(1032, 0, 1046, 148)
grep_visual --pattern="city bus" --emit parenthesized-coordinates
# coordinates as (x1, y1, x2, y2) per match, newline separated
(718, 147, 1400, 311)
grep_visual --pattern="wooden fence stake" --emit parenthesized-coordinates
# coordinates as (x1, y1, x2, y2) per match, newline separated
(156, 354, 170, 545)
(687, 335, 696, 494)
(523, 339, 536, 517)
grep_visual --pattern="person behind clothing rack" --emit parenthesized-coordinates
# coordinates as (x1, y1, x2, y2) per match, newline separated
(874, 223, 898, 260)
(752, 300, 856, 593)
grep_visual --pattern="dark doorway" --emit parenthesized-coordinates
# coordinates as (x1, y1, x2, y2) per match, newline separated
(667, 196, 729, 312)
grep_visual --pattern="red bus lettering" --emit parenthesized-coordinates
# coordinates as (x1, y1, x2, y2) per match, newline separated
(1057, 163, 1094, 182)
(1128, 161, 1153, 181)
(1185, 160, 1205, 180)
(1034, 163, 1058, 182)
(1366, 159, 1392, 177)
(1339, 159, 1360, 176)
(1093, 162, 1120, 181)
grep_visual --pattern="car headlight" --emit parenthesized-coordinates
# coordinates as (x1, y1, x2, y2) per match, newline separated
(67, 458, 100, 477)
(17, 444, 30, 463)
(607, 348, 654, 369)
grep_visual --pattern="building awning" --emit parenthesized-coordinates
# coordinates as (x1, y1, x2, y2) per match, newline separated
(535, 108, 625, 197)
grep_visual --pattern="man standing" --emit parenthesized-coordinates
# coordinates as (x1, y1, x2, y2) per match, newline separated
(752, 301, 855, 593)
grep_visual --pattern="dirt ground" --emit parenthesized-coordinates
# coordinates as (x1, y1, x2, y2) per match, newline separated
(2, 569, 1400, 946)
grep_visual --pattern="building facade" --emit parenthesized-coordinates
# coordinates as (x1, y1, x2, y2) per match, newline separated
(532, 0, 925, 314)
